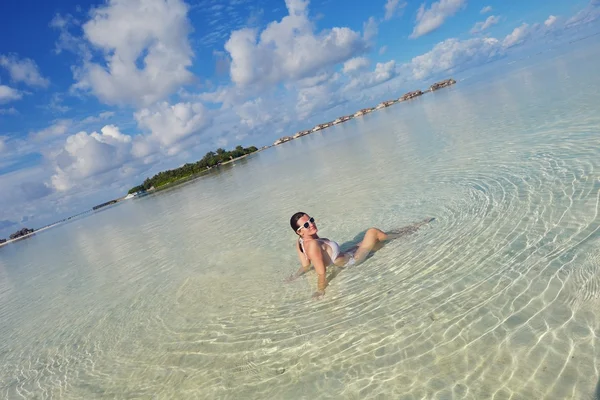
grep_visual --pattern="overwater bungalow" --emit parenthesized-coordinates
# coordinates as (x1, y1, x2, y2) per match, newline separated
(429, 78, 456, 91)
(293, 130, 311, 139)
(354, 108, 375, 117)
(399, 90, 423, 101)
(273, 136, 292, 145)
(376, 100, 397, 109)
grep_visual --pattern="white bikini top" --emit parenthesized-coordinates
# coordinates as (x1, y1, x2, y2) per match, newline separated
(298, 237, 341, 264)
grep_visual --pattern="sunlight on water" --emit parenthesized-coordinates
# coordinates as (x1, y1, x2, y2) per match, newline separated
(1, 44, 600, 399)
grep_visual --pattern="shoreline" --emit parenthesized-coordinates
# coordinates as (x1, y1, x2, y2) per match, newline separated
(0, 152, 258, 246)
(0, 224, 58, 248)
(1, 81, 454, 245)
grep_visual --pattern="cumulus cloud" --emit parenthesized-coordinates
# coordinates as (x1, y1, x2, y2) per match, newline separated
(363, 16, 379, 42)
(502, 23, 530, 48)
(134, 102, 212, 149)
(30, 119, 72, 141)
(224, 0, 369, 89)
(71, 0, 194, 106)
(407, 37, 503, 80)
(50, 125, 133, 191)
(296, 80, 345, 120)
(236, 98, 275, 129)
(345, 61, 398, 91)
(343, 57, 370, 74)
(544, 15, 558, 27)
(50, 13, 91, 59)
(0, 85, 23, 104)
(410, 0, 467, 38)
(0, 54, 49, 88)
(81, 111, 115, 125)
(480, 5, 492, 14)
(471, 15, 500, 34)
(384, 0, 407, 20)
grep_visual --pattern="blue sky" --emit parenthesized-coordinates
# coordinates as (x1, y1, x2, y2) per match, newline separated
(0, 0, 598, 237)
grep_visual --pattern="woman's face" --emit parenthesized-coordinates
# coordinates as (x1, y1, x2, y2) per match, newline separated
(296, 214, 318, 236)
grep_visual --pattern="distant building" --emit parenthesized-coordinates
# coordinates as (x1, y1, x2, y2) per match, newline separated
(293, 130, 311, 138)
(429, 78, 456, 91)
(399, 90, 423, 101)
(354, 108, 374, 117)
(274, 136, 293, 145)
(93, 199, 118, 210)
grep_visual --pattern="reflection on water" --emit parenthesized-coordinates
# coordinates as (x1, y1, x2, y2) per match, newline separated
(1, 44, 600, 399)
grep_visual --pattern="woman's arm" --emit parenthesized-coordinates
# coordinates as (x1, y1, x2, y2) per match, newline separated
(286, 240, 312, 281)
(305, 241, 327, 299)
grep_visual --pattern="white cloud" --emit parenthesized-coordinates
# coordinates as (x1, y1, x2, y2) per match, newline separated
(0, 55, 49, 88)
(0, 107, 18, 115)
(502, 23, 530, 48)
(72, 0, 194, 107)
(0, 166, 55, 229)
(0, 136, 6, 153)
(236, 98, 274, 129)
(134, 102, 212, 148)
(0, 85, 23, 103)
(407, 37, 503, 80)
(363, 16, 379, 42)
(544, 15, 558, 27)
(296, 80, 344, 120)
(343, 57, 371, 74)
(384, 0, 407, 20)
(31, 119, 72, 141)
(295, 71, 335, 88)
(480, 5, 492, 14)
(565, 0, 600, 28)
(471, 15, 500, 34)
(345, 60, 398, 91)
(379, 45, 388, 55)
(50, 125, 133, 191)
(50, 13, 91, 59)
(224, 0, 369, 89)
(81, 111, 115, 125)
(411, 0, 467, 39)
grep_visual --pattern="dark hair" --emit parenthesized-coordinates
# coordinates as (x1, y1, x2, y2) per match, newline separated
(290, 212, 307, 233)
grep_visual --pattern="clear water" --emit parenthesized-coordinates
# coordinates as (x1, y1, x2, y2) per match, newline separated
(1, 44, 600, 399)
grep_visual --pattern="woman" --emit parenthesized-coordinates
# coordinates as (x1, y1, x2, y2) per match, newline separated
(287, 212, 432, 299)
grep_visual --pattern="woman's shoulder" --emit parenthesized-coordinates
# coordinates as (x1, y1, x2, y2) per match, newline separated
(302, 239, 322, 251)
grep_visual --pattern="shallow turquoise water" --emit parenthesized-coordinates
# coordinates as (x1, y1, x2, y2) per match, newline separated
(1, 44, 600, 399)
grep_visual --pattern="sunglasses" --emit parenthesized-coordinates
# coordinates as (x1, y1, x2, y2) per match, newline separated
(296, 217, 315, 232)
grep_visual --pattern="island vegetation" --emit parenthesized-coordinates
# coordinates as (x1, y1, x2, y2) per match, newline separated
(128, 145, 258, 194)
(4, 228, 35, 242)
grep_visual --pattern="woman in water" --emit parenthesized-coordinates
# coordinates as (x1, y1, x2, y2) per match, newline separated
(287, 212, 432, 299)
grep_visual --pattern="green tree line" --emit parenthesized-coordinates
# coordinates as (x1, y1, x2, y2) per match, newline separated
(128, 145, 258, 194)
